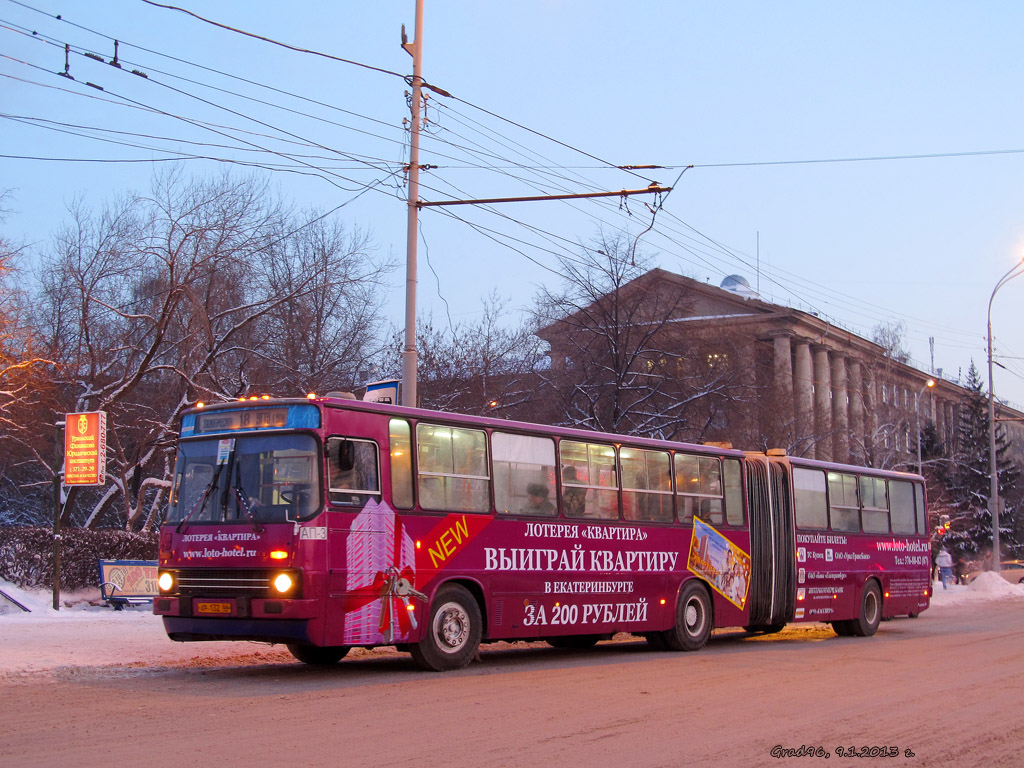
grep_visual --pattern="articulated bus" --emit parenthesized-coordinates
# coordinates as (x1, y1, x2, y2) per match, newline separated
(156, 394, 932, 671)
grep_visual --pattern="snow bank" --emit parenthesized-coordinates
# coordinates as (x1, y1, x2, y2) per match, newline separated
(0, 578, 290, 678)
(967, 571, 1024, 596)
(2, 574, 1023, 678)
(928, 572, 1024, 606)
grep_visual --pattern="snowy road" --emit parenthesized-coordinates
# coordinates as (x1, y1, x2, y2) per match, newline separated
(1, 578, 1022, 767)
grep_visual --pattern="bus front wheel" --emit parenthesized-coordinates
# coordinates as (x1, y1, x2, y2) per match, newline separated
(287, 644, 349, 665)
(661, 581, 712, 652)
(849, 581, 882, 637)
(410, 584, 482, 671)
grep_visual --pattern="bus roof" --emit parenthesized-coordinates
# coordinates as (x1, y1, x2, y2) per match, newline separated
(184, 394, 748, 459)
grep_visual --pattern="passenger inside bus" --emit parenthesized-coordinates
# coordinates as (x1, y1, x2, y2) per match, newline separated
(561, 466, 587, 517)
(520, 483, 556, 515)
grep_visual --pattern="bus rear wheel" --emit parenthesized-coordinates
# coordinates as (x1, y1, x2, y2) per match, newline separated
(645, 632, 670, 651)
(849, 581, 882, 637)
(410, 584, 482, 671)
(831, 620, 853, 637)
(661, 581, 712, 652)
(287, 644, 349, 665)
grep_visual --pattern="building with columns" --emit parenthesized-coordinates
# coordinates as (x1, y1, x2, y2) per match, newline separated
(538, 268, 1024, 469)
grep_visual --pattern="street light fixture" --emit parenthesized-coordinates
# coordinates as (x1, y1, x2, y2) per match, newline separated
(916, 378, 935, 475)
(987, 257, 1024, 574)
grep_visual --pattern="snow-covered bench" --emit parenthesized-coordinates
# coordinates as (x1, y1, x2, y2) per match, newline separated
(98, 559, 158, 610)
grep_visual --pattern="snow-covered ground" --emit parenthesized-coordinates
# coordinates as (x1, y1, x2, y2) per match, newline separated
(1, 573, 1022, 679)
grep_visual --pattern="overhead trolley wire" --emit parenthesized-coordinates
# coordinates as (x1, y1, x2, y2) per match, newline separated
(0, 22, 402, 176)
(1, 57, 393, 195)
(7, 1, 1008, 369)
(133, 0, 407, 81)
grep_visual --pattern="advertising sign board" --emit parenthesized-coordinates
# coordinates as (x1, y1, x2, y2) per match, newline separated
(64, 411, 107, 485)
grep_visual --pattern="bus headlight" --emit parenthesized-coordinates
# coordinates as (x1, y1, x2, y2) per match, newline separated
(158, 570, 176, 593)
(272, 572, 295, 595)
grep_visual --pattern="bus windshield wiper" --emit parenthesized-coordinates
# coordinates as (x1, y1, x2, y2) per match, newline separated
(176, 461, 228, 533)
(176, 477, 217, 534)
(233, 480, 265, 533)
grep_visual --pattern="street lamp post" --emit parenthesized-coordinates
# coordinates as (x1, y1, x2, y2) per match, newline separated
(986, 258, 1024, 573)
(916, 378, 935, 475)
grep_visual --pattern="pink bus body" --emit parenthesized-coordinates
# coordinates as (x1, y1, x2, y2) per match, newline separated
(155, 395, 931, 670)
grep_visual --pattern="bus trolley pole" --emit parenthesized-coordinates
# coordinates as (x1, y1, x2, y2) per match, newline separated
(52, 419, 65, 611)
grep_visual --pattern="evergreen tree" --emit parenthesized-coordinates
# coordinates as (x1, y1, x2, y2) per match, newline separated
(943, 362, 1020, 561)
(918, 421, 945, 464)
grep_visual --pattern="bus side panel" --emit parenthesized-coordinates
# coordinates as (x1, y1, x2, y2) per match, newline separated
(793, 532, 930, 623)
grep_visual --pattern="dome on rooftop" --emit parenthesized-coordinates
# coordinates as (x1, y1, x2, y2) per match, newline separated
(720, 274, 758, 299)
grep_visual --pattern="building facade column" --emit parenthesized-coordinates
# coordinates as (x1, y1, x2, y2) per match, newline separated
(736, 342, 757, 446)
(831, 355, 849, 463)
(863, 366, 878, 462)
(772, 333, 795, 433)
(848, 360, 864, 464)
(813, 345, 833, 462)
(794, 341, 814, 459)
(945, 401, 957, 452)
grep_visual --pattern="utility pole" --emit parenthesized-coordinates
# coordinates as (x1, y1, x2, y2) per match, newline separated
(986, 257, 1024, 573)
(401, 0, 424, 408)
(397, 0, 670, 407)
(52, 419, 65, 611)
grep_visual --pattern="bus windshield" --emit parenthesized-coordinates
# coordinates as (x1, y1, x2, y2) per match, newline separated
(167, 433, 321, 525)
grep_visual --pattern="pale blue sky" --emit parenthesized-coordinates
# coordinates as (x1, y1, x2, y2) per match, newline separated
(3, 1, 1024, 408)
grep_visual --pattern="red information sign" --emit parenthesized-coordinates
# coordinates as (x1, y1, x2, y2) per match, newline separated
(64, 411, 107, 486)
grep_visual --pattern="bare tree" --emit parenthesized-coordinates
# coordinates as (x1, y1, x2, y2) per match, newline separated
(34, 170, 391, 529)
(0, 201, 59, 524)
(872, 320, 910, 364)
(378, 292, 544, 416)
(533, 232, 742, 441)
(255, 216, 392, 395)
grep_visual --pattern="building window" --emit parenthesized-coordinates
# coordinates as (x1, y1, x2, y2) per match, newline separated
(706, 352, 730, 370)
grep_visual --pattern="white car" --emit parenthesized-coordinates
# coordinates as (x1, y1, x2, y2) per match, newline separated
(963, 561, 1024, 585)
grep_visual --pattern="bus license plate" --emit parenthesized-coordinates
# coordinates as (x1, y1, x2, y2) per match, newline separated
(196, 601, 232, 615)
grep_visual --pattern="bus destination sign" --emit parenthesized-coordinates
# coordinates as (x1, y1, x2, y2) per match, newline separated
(196, 407, 289, 433)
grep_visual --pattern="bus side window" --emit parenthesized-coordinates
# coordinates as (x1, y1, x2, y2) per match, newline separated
(492, 432, 557, 516)
(327, 437, 381, 507)
(389, 419, 414, 508)
(889, 480, 916, 534)
(793, 467, 828, 529)
(559, 440, 618, 520)
(675, 454, 723, 525)
(620, 447, 673, 523)
(914, 482, 927, 534)
(828, 472, 860, 532)
(860, 476, 889, 533)
(416, 423, 491, 513)
(723, 458, 744, 526)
